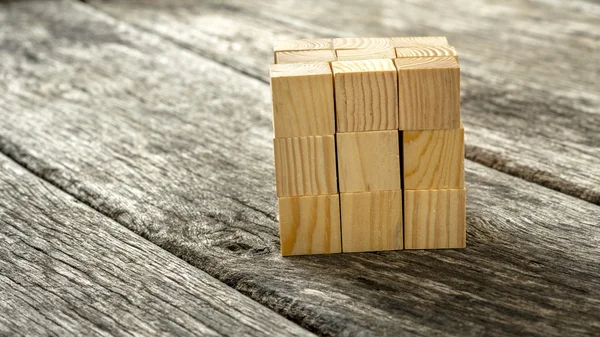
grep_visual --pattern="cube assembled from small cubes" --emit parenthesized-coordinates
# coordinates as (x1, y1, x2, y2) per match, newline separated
(270, 37, 466, 256)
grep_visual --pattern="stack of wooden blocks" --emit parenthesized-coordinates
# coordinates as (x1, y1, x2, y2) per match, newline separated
(270, 37, 465, 256)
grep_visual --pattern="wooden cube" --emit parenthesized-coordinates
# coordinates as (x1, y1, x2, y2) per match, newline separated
(403, 127, 464, 190)
(395, 46, 458, 61)
(270, 62, 335, 137)
(395, 57, 460, 130)
(332, 59, 398, 132)
(404, 189, 466, 249)
(273, 135, 338, 197)
(278, 194, 341, 256)
(390, 36, 449, 48)
(336, 48, 396, 61)
(333, 37, 392, 50)
(275, 49, 337, 64)
(340, 190, 403, 252)
(336, 130, 401, 193)
(273, 38, 332, 62)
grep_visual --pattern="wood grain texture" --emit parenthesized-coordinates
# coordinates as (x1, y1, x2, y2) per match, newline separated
(336, 47, 396, 61)
(332, 59, 398, 132)
(404, 127, 465, 190)
(275, 49, 337, 64)
(273, 135, 337, 197)
(390, 36, 450, 48)
(404, 188, 467, 249)
(395, 57, 461, 130)
(0, 154, 313, 337)
(2, 1, 600, 336)
(395, 46, 458, 60)
(340, 190, 403, 253)
(336, 131, 401, 193)
(333, 37, 392, 50)
(270, 62, 335, 137)
(88, 0, 600, 205)
(274, 38, 332, 52)
(278, 194, 341, 256)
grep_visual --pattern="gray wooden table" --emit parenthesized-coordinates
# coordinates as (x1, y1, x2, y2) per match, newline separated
(1, 0, 599, 336)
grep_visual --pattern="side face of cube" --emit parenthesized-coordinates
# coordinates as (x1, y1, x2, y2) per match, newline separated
(395, 57, 461, 130)
(403, 126, 465, 190)
(270, 62, 335, 138)
(278, 194, 342, 256)
(332, 59, 398, 133)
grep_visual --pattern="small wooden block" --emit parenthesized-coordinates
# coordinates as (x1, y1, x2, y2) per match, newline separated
(340, 190, 403, 252)
(395, 46, 458, 61)
(395, 57, 460, 130)
(273, 135, 338, 197)
(332, 59, 398, 132)
(336, 130, 401, 193)
(273, 38, 332, 61)
(390, 36, 450, 48)
(333, 37, 392, 50)
(278, 194, 341, 256)
(270, 62, 335, 137)
(404, 189, 466, 249)
(275, 49, 337, 64)
(403, 127, 465, 190)
(336, 48, 396, 61)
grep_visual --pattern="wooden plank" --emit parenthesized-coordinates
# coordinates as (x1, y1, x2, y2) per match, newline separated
(332, 59, 398, 132)
(2, 1, 600, 336)
(335, 47, 396, 61)
(336, 131, 401, 193)
(395, 56, 461, 130)
(0, 154, 313, 337)
(275, 49, 337, 64)
(403, 127, 465, 190)
(404, 188, 467, 249)
(87, 0, 600, 204)
(273, 135, 338, 197)
(270, 62, 335, 137)
(340, 190, 403, 252)
(278, 194, 341, 256)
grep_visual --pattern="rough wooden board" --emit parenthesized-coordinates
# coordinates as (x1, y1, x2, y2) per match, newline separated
(87, 0, 600, 204)
(0, 155, 313, 337)
(1, 1, 600, 336)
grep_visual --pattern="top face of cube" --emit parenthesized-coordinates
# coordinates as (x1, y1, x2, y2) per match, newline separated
(270, 36, 460, 136)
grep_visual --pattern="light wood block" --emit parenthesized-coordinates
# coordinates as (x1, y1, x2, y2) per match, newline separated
(273, 38, 332, 62)
(275, 49, 337, 64)
(403, 127, 464, 190)
(336, 130, 401, 193)
(273, 135, 338, 197)
(333, 37, 392, 50)
(394, 57, 460, 130)
(340, 190, 403, 252)
(395, 46, 458, 61)
(404, 189, 466, 249)
(270, 62, 335, 137)
(332, 59, 398, 132)
(390, 36, 450, 48)
(336, 48, 396, 61)
(278, 194, 341, 256)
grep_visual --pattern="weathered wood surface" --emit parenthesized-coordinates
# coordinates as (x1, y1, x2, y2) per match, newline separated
(0, 154, 314, 337)
(1, 1, 600, 336)
(88, 0, 600, 205)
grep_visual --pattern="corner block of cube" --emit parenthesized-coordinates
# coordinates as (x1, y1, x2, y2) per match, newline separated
(278, 194, 342, 256)
(395, 57, 460, 130)
(404, 188, 466, 249)
(336, 130, 401, 193)
(403, 126, 464, 190)
(332, 59, 398, 132)
(274, 135, 338, 197)
(270, 62, 335, 137)
(340, 190, 403, 252)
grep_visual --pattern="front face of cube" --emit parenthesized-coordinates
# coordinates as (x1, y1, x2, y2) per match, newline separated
(270, 37, 466, 256)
